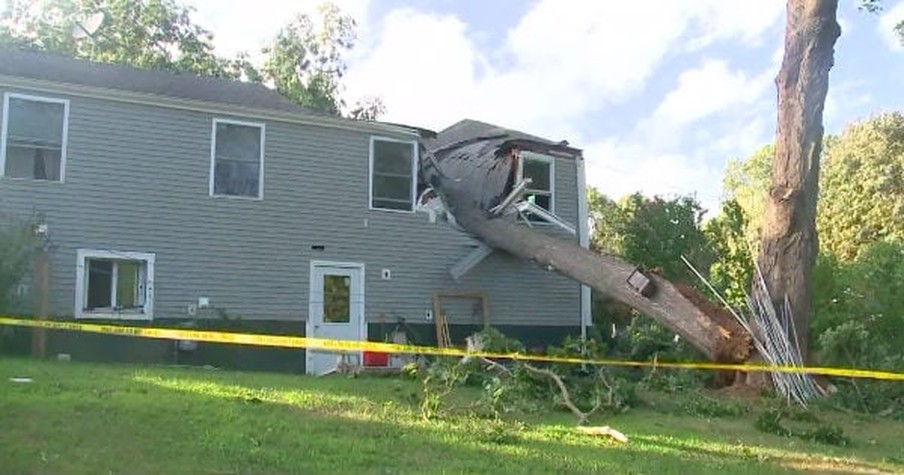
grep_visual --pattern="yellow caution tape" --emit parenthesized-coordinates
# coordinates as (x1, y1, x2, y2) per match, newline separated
(2, 316, 903, 381)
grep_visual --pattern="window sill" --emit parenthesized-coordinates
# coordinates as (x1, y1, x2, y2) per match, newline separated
(76, 311, 152, 321)
(209, 193, 263, 201)
(369, 206, 415, 214)
(0, 175, 65, 184)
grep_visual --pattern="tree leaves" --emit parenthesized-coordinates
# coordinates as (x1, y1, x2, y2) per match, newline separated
(818, 112, 904, 261)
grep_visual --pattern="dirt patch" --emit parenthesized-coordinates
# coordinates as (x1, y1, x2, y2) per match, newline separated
(674, 282, 752, 363)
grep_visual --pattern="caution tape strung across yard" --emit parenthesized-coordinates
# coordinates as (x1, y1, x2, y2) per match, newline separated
(1, 316, 903, 381)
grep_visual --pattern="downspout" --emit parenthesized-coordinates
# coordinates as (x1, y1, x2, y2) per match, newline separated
(575, 153, 591, 341)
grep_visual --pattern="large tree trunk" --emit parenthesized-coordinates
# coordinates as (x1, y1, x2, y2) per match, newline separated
(759, 0, 840, 360)
(422, 137, 750, 363)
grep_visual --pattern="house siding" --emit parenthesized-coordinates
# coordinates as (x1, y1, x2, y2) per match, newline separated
(0, 85, 582, 332)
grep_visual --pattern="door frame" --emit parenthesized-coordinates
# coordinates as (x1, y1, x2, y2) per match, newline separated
(306, 260, 366, 374)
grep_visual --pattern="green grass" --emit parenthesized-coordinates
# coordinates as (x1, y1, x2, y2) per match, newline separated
(1, 357, 902, 474)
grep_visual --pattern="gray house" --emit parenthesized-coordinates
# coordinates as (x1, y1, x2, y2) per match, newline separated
(0, 48, 590, 374)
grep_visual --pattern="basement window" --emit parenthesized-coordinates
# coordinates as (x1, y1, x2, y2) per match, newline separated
(210, 119, 265, 199)
(75, 250, 155, 320)
(1, 93, 69, 182)
(520, 152, 555, 217)
(370, 137, 417, 211)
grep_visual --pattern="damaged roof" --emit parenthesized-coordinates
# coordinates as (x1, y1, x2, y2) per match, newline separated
(429, 119, 582, 157)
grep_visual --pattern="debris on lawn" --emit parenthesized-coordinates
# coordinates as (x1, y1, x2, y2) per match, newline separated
(9, 377, 33, 383)
(577, 425, 629, 443)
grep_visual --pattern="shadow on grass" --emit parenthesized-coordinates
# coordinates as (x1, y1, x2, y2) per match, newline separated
(632, 434, 903, 475)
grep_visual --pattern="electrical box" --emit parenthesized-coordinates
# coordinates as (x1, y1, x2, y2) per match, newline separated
(627, 268, 656, 297)
(198, 297, 210, 308)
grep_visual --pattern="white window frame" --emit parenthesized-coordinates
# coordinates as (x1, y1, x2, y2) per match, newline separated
(209, 118, 265, 200)
(519, 152, 556, 215)
(369, 136, 418, 213)
(75, 249, 156, 320)
(0, 92, 70, 182)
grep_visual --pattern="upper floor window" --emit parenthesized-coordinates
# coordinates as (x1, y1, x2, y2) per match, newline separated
(520, 153, 555, 216)
(1, 93, 69, 182)
(370, 137, 417, 212)
(210, 118, 264, 199)
(75, 249, 155, 320)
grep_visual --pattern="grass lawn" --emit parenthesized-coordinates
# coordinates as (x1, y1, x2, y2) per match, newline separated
(1, 356, 902, 474)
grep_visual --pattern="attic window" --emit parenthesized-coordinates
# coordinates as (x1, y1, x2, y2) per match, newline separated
(210, 119, 264, 199)
(520, 153, 555, 217)
(1, 93, 69, 182)
(370, 137, 417, 212)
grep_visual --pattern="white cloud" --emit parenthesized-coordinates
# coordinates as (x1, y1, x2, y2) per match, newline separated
(342, 0, 785, 140)
(685, 0, 785, 50)
(581, 58, 777, 213)
(651, 59, 771, 126)
(583, 139, 724, 213)
(879, 0, 904, 51)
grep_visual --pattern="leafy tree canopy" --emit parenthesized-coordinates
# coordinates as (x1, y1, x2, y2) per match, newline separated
(817, 112, 904, 261)
(0, 0, 382, 118)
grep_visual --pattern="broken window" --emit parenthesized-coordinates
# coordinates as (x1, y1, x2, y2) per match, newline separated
(521, 153, 554, 217)
(371, 137, 416, 211)
(77, 250, 155, 319)
(211, 119, 264, 198)
(1, 94, 68, 181)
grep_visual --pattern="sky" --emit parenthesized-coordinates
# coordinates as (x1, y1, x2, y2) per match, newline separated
(185, 0, 904, 215)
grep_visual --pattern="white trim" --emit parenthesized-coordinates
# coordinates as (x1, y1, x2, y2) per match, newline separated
(519, 151, 556, 216)
(306, 260, 367, 375)
(0, 74, 420, 138)
(368, 136, 418, 213)
(1, 92, 70, 182)
(74, 249, 156, 320)
(209, 118, 265, 200)
(575, 154, 592, 339)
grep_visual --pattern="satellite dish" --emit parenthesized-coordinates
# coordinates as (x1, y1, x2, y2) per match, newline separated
(72, 11, 105, 40)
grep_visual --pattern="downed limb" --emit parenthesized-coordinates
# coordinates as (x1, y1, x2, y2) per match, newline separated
(522, 363, 605, 425)
(577, 425, 629, 443)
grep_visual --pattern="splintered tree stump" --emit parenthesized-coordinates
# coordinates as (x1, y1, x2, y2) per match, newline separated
(421, 136, 751, 364)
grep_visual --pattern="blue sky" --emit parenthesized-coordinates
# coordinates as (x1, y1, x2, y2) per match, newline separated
(188, 0, 904, 214)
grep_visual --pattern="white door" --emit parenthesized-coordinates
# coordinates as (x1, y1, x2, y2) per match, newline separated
(307, 262, 365, 375)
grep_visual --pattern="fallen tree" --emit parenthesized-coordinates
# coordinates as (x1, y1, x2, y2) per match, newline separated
(420, 136, 750, 364)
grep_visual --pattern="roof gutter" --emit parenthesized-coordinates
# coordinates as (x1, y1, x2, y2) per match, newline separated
(0, 74, 421, 138)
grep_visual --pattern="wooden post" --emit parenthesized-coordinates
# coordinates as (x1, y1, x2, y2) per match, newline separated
(31, 250, 49, 358)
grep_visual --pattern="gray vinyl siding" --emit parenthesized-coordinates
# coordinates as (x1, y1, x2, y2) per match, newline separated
(0, 85, 582, 329)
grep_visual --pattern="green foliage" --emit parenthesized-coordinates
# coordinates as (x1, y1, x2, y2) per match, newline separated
(755, 407, 851, 447)
(0, 0, 384, 118)
(704, 199, 754, 309)
(0, 0, 243, 78)
(0, 211, 41, 314)
(587, 188, 711, 281)
(619, 193, 711, 281)
(260, 3, 356, 115)
(681, 393, 750, 418)
(722, 144, 773, 249)
(817, 112, 904, 261)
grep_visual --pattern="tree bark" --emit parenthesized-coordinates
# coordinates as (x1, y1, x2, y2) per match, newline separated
(759, 0, 840, 360)
(453, 206, 749, 362)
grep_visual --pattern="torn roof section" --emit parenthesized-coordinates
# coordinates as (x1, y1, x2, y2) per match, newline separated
(422, 119, 582, 281)
(427, 118, 583, 158)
